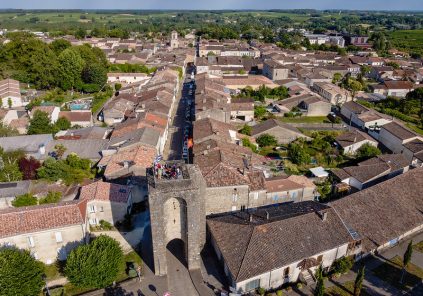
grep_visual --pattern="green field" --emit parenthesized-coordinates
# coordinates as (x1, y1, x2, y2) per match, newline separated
(389, 29, 423, 56)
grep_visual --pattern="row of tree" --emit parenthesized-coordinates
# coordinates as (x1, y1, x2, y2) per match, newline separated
(0, 235, 125, 295)
(0, 33, 108, 92)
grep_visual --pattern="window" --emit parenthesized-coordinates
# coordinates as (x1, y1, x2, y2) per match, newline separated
(284, 267, 290, 278)
(89, 218, 98, 225)
(55, 232, 63, 243)
(253, 192, 259, 200)
(291, 191, 298, 200)
(241, 205, 246, 211)
(232, 188, 238, 202)
(245, 278, 260, 291)
(28, 236, 35, 248)
(99, 206, 104, 212)
(88, 205, 96, 213)
(317, 255, 323, 263)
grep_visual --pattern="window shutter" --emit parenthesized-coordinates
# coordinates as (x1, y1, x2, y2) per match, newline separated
(55, 232, 63, 243)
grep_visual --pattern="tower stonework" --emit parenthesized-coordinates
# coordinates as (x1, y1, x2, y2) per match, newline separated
(148, 162, 206, 275)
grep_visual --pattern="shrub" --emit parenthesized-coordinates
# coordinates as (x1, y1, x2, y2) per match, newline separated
(256, 133, 278, 147)
(332, 256, 354, 274)
(257, 287, 266, 296)
(99, 220, 113, 230)
(276, 290, 283, 296)
(239, 124, 252, 136)
(296, 282, 303, 289)
(39, 191, 62, 205)
(12, 193, 38, 207)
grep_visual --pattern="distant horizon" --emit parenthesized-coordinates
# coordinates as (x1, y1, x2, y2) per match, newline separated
(0, 8, 422, 12)
(0, 0, 422, 12)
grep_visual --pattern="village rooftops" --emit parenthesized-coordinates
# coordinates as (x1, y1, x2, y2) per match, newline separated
(0, 200, 86, 239)
(207, 201, 353, 282)
(330, 168, 423, 252)
(381, 121, 417, 141)
(79, 180, 131, 203)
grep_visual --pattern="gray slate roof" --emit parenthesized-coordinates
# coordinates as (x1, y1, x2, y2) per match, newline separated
(0, 134, 53, 153)
(207, 201, 352, 282)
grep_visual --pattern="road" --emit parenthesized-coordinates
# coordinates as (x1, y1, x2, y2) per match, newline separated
(163, 77, 194, 161)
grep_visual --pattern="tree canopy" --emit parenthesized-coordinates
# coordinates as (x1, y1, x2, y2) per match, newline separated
(256, 133, 278, 147)
(356, 143, 381, 160)
(0, 246, 45, 296)
(65, 235, 124, 289)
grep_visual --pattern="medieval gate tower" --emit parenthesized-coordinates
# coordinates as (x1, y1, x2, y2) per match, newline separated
(148, 162, 206, 275)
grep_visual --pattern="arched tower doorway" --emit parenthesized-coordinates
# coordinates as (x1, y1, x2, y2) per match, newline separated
(148, 162, 206, 275)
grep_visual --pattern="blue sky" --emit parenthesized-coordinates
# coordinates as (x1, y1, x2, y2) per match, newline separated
(0, 1, 421, 11)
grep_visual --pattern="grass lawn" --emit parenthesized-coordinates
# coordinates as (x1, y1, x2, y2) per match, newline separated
(325, 280, 370, 296)
(371, 256, 423, 291)
(44, 262, 62, 281)
(413, 241, 423, 253)
(279, 116, 331, 124)
(406, 123, 423, 136)
(116, 251, 143, 282)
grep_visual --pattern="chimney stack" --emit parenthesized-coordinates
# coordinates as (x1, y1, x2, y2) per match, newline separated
(123, 161, 129, 169)
(249, 214, 253, 222)
(39, 144, 46, 155)
(265, 211, 270, 220)
(321, 211, 328, 221)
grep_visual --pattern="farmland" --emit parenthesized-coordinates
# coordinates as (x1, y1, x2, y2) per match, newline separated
(389, 29, 423, 56)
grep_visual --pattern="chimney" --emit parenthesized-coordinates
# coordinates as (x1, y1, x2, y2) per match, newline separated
(265, 210, 270, 220)
(39, 144, 45, 155)
(249, 214, 253, 222)
(203, 150, 208, 155)
(123, 161, 129, 169)
(321, 211, 328, 221)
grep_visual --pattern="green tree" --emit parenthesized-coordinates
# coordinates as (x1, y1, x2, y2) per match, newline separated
(0, 247, 45, 296)
(55, 117, 71, 131)
(75, 28, 86, 39)
(28, 110, 54, 135)
(332, 73, 343, 84)
(239, 124, 252, 136)
(354, 265, 365, 296)
(82, 62, 107, 89)
(57, 48, 85, 90)
(0, 147, 24, 182)
(288, 143, 311, 165)
(11, 193, 38, 207)
(356, 143, 381, 159)
(54, 144, 67, 159)
(39, 191, 62, 204)
(115, 83, 122, 91)
(254, 105, 267, 119)
(401, 240, 413, 283)
(65, 235, 124, 289)
(348, 79, 363, 98)
(256, 133, 278, 147)
(7, 97, 12, 108)
(49, 39, 71, 55)
(0, 122, 19, 137)
(314, 265, 325, 296)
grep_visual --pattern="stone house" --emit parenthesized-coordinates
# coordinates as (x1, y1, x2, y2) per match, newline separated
(30, 106, 60, 124)
(330, 168, 423, 254)
(272, 94, 331, 117)
(0, 79, 22, 108)
(58, 111, 93, 127)
(331, 154, 410, 191)
(107, 73, 150, 86)
(207, 201, 357, 293)
(263, 60, 289, 81)
(250, 119, 309, 144)
(340, 101, 392, 130)
(378, 121, 422, 154)
(312, 82, 352, 106)
(230, 98, 254, 122)
(101, 144, 157, 180)
(335, 130, 378, 155)
(79, 180, 132, 226)
(0, 200, 88, 264)
(264, 175, 316, 203)
(0, 134, 53, 160)
(401, 139, 423, 167)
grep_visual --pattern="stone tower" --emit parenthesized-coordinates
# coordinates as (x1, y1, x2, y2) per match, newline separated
(148, 162, 206, 275)
(170, 30, 179, 49)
